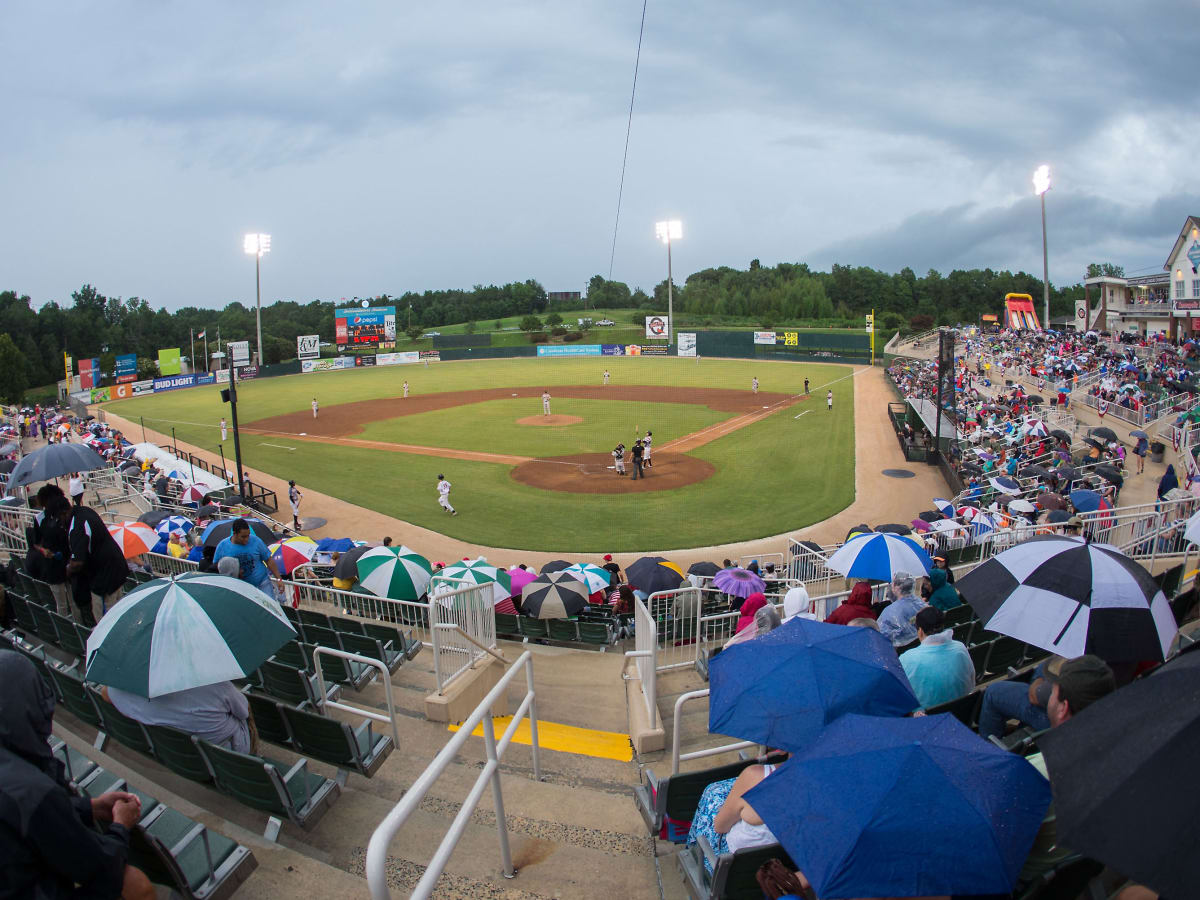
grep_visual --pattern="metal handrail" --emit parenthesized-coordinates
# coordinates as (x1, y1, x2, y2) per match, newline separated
(311, 646, 399, 745)
(366, 651, 541, 899)
(434, 622, 509, 666)
(671, 689, 755, 775)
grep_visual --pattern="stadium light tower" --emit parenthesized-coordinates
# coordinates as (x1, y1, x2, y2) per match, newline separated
(243, 233, 271, 365)
(1032, 166, 1051, 329)
(655, 219, 682, 344)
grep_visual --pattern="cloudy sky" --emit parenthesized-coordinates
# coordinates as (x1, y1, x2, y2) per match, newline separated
(2, 1, 1196, 311)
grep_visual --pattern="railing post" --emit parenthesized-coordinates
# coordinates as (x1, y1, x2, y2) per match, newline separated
(525, 658, 541, 782)
(483, 715, 515, 878)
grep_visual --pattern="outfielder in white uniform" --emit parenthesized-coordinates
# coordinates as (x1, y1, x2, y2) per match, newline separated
(437, 474, 456, 515)
(542, 390, 551, 416)
(312, 398, 319, 418)
(752, 377, 759, 394)
(827, 390, 833, 410)
(220, 418, 227, 442)
(403, 381, 409, 398)
(603, 370, 610, 385)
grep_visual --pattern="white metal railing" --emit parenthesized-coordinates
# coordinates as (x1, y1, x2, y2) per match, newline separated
(624, 596, 657, 729)
(366, 651, 541, 900)
(645, 586, 703, 672)
(311, 646, 399, 746)
(671, 689, 755, 775)
(288, 580, 433, 648)
(429, 577, 498, 693)
(145, 552, 200, 577)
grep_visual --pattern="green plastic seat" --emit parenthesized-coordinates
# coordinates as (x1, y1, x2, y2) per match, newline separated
(257, 659, 318, 708)
(296, 608, 331, 637)
(362, 622, 422, 660)
(48, 735, 98, 786)
(270, 641, 308, 670)
(28, 601, 60, 646)
(547, 619, 579, 642)
(144, 724, 213, 784)
(48, 610, 86, 658)
(520, 618, 548, 639)
(6, 591, 40, 635)
(336, 631, 403, 675)
(45, 664, 105, 729)
(301, 623, 343, 650)
(301, 643, 373, 691)
(91, 690, 156, 756)
(244, 692, 294, 748)
(280, 704, 394, 779)
(494, 613, 521, 637)
(578, 622, 614, 645)
(328, 615, 365, 635)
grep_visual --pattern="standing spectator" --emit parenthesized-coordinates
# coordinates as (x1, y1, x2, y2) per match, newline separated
(67, 472, 85, 506)
(0, 651, 153, 900)
(213, 519, 282, 600)
(46, 496, 127, 624)
(876, 572, 926, 647)
(899, 607, 975, 709)
(601, 553, 621, 582)
(28, 485, 71, 618)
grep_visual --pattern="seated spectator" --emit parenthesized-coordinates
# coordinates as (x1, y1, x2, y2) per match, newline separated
(687, 757, 784, 873)
(166, 532, 187, 559)
(725, 603, 782, 648)
(977, 656, 1062, 740)
(330, 552, 357, 591)
(876, 573, 926, 647)
(0, 651, 154, 900)
(725, 592, 767, 644)
(612, 584, 635, 616)
(899, 607, 975, 709)
(926, 566, 962, 611)
(196, 545, 219, 573)
(102, 682, 252, 754)
(781, 584, 813, 622)
(847, 617, 880, 630)
(186, 533, 205, 563)
(826, 582, 877, 625)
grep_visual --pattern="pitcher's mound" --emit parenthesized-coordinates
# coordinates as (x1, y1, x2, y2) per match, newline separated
(517, 414, 583, 426)
(511, 452, 715, 493)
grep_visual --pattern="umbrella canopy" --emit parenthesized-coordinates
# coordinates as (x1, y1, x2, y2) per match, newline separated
(917, 509, 944, 522)
(744, 713, 1052, 899)
(1037, 648, 1200, 899)
(910, 518, 931, 532)
(0, 459, 15, 474)
(1023, 419, 1049, 437)
(956, 535, 1176, 661)
(1046, 509, 1072, 523)
(193, 504, 222, 521)
(180, 484, 208, 504)
(1095, 465, 1123, 487)
(1082, 437, 1106, 451)
(1034, 492, 1067, 511)
(107, 522, 159, 559)
(1185, 508, 1200, 546)
(357, 546, 434, 600)
(539, 559, 573, 574)
(438, 558, 513, 605)
(686, 561, 720, 578)
(333, 544, 372, 580)
(505, 566, 538, 597)
(826, 532, 932, 581)
(1090, 425, 1119, 442)
(154, 515, 194, 540)
(1069, 489, 1107, 513)
(932, 498, 955, 517)
(712, 567, 765, 599)
(84, 573, 296, 697)
(521, 571, 589, 619)
(268, 536, 318, 575)
(1008, 498, 1036, 514)
(626, 556, 685, 595)
(562, 562, 612, 594)
(1021, 464, 1052, 479)
(1050, 428, 1072, 442)
(201, 518, 275, 548)
(1129, 429, 1149, 440)
(708, 619, 918, 751)
(136, 509, 172, 527)
(988, 475, 1021, 494)
(5, 441, 105, 490)
(874, 522, 913, 535)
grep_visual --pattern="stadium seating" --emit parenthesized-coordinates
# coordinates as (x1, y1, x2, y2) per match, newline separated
(256, 659, 341, 708)
(678, 837, 795, 900)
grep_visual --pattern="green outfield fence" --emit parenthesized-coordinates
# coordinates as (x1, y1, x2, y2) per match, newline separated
(695, 330, 870, 362)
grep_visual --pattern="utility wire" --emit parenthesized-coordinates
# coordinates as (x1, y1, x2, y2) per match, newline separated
(607, 0, 649, 280)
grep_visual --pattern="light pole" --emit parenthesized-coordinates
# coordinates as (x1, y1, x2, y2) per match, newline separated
(654, 219, 682, 344)
(243, 233, 271, 366)
(1033, 166, 1051, 329)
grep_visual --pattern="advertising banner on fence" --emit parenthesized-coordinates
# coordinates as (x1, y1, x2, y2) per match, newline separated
(601, 344, 625, 356)
(335, 306, 396, 351)
(537, 344, 602, 357)
(90, 387, 111, 403)
(115, 354, 137, 381)
(354, 355, 376, 367)
(301, 357, 355, 373)
(196, 374, 216, 386)
(214, 366, 259, 384)
(153, 374, 195, 392)
(419, 350, 440, 362)
(158, 348, 182, 375)
(753, 331, 777, 345)
(110, 382, 148, 400)
(376, 351, 422, 366)
(645, 316, 669, 339)
(132, 380, 155, 395)
(227, 341, 250, 366)
(297, 334, 320, 360)
(78, 358, 100, 390)
(677, 333, 697, 357)
(627, 344, 668, 356)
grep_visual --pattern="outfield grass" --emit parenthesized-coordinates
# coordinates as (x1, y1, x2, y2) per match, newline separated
(103, 357, 857, 551)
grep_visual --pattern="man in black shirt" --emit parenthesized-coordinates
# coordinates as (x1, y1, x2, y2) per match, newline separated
(46, 496, 128, 624)
(27, 486, 72, 618)
(631, 440, 645, 480)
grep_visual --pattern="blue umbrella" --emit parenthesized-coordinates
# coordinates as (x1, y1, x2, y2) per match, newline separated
(1070, 489, 1104, 513)
(708, 618, 918, 751)
(826, 532, 932, 580)
(745, 714, 1052, 898)
(1129, 429, 1149, 440)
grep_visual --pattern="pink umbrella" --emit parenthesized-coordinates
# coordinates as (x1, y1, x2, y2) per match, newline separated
(713, 567, 766, 599)
(506, 566, 538, 598)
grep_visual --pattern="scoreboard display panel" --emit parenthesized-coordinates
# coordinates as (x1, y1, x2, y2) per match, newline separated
(335, 306, 397, 351)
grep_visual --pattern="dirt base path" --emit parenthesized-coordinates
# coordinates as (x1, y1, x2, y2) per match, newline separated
(511, 452, 715, 493)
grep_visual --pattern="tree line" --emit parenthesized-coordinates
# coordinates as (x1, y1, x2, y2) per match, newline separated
(0, 261, 1086, 401)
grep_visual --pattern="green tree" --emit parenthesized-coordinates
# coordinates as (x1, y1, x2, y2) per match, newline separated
(465, 320, 476, 334)
(519, 314, 543, 332)
(406, 325, 424, 341)
(493, 319, 503, 331)
(0, 333, 27, 401)
(545, 312, 563, 327)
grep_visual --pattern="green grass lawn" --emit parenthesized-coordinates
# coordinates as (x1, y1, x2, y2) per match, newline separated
(103, 356, 857, 550)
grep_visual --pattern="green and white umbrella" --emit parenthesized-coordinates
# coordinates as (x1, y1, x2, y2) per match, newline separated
(562, 562, 613, 595)
(84, 573, 296, 698)
(356, 545, 433, 600)
(436, 558, 512, 605)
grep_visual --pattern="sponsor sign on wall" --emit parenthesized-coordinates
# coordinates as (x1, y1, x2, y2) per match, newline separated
(601, 345, 625, 356)
(536, 344, 602, 357)
(376, 351, 422, 366)
(301, 357, 355, 373)
(90, 387, 111, 402)
(78, 357, 100, 390)
(335, 306, 397, 351)
(419, 350, 440, 362)
(196, 374, 216, 386)
(132, 380, 155, 395)
(115, 353, 137, 380)
(677, 333, 697, 357)
(645, 316, 669, 339)
(158, 348, 182, 375)
(354, 355, 377, 366)
(635, 345, 669, 356)
(753, 331, 777, 345)
(110, 383, 133, 400)
(153, 374, 195, 392)
(227, 341, 251, 366)
(296, 334, 320, 360)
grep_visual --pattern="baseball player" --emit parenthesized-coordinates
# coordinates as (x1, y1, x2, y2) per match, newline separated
(602, 369, 610, 385)
(827, 390, 833, 411)
(752, 377, 759, 394)
(220, 418, 227, 442)
(403, 381, 409, 398)
(437, 474, 456, 515)
(612, 443, 626, 475)
(288, 480, 303, 531)
(312, 398, 319, 418)
(803, 378, 809, 395)
(643, 431, 653, 467)
(542, 390, 551, 416)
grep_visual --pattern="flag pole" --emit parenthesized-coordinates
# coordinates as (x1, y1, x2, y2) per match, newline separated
(190, 328, 195, 375)
(204, 330, 209, 372)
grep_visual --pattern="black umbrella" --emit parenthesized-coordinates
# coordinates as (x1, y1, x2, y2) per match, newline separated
(1045, 509, 1071, 523)
(1037, 647, 1200, 899)
(0, 459, 15, 474)
(687, 561, 720, 578)
(795, 540, 823, 553)
(1095, 465, 1123, 487)
(917, 510, 944, 522)
(193, 504, 222, 520)
(540, 559, 573, 574)
(202, 517, 276, 548)
(1089, 426, 1118, 443)
(1057, 466, 1080, 483)
(333, 545, 372, 580)
(1020, 464, 1052, 479)
(960, 463, 982, 475)
(1026, 395, 1044, 404)
(956, 535, 1176, 662)
(6, 441, 105, 490)
(137, 510, 171, 527)
(1035, 492, 1067, 511)
(875, 523, 913, 535)
(521, 572, 588, 619)
(1082, 437, 1106, 451)
(119, 461, 140, 472)
(1050, 429, 1072, 443)
(626, 556, 685, 595)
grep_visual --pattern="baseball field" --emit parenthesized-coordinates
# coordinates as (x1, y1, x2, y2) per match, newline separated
(102, 356, 857, 552)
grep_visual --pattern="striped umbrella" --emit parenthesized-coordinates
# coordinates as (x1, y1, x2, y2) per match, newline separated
(957, 505, 981, 521)
(562, 563, 612, 595)
(1023, 418, 1049, 438)
(933, 498, 955, 518)
(521, 572, 589, 619)
(154, 515, 194, 540)
(438, 559, 513, 605)
(107, 522, 159, 559)
(84, 573, 296, 697)
(826, 532, 932, 581)
(356, 546, 433, 600)
(181, 484, 208, 503)
(268, 535, 319, 575)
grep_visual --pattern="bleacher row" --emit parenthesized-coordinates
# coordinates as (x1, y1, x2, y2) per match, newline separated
(495, 607, 621, 646)
(0, 560, 431, 898)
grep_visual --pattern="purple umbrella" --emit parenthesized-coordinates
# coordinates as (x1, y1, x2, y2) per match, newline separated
(506, 566, 538, 597)
(713, 567, 766, 599)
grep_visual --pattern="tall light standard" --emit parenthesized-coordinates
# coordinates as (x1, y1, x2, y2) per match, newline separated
(654, 219, 682, 344)
(1033, 166, 1051, 329)
(243, 233, 271, 366)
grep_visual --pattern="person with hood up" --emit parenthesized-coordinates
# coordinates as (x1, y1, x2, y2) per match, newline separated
(899, 607, 975, 709)
(780, 584, 813, 622)
(876, 572, 927, 647)
(0, 650, 154, 899)
(723, 598, 782, 649)
(926, 566, 963, 611)
(824, 581, 877, 625)
(1157, 463, 1179, 500)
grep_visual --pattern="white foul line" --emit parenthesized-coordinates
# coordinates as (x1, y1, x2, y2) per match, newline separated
(260, 442, 296, 451)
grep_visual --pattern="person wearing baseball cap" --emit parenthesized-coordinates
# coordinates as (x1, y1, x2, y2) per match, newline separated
(601, 554, 621, 582)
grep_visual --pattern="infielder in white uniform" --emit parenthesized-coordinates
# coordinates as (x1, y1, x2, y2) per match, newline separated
(603, 369, 610, 385)
(312, 398, 319, 418)
(403, 381, 409, 398)
(827, 390, 833, 410)
(542, 390, 551, 416)
(437, 474, 456, 515)
(752, 377, 759, 394)
(643, 431, 653, 467)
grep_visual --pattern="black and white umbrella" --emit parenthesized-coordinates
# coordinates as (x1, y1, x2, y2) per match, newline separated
(956, 536, 1176, 661)
(521, 572, 589, 619)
